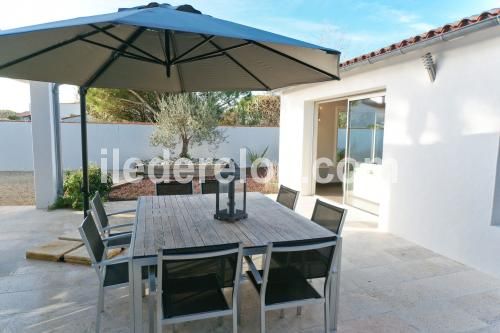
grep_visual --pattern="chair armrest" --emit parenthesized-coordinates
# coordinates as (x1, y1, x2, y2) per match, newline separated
(103, 232, 132, 242)
(99, 256, 130, 266)
(245, 256, 263, 285)
(107, 208, 136, 216)
(103, 232, 132, 249)
(103, 222, 134, 231)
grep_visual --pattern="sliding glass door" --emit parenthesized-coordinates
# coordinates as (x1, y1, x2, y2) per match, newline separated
(344, 96, 385, 214)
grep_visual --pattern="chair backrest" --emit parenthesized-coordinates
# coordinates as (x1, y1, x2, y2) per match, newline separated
(311, 200, 347, 236)
(156, 181, 193, 196)
(264, 236, 337, 283)
(262, 237, 337, 303)
(157, 243, 242, 317)
(276, 185, 299, 210)
(90, 192, 109, 232)
(78, 213, 105, 265)
(201, 179, 218, 194)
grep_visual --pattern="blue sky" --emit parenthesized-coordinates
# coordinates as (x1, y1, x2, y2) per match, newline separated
(0, 0, 498, 111)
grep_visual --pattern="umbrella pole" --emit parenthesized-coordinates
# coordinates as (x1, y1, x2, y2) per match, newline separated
(79, 87, 90, 216)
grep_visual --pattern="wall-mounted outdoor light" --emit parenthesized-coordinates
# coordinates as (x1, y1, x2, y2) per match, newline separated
(422, 52, 436, 82)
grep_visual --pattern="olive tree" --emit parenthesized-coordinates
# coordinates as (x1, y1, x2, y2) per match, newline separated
(87, 88, 249, 123)
(150, 93, 225, 158)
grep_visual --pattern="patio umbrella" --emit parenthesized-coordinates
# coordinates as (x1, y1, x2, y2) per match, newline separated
(0, 2, 340, 212)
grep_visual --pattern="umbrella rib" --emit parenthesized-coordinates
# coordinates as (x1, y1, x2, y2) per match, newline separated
(84, 27, 146, 87)
(171, 35, 215, 63)
(165, 30, 172, 77)
(164, 30, 171, 63)
(169, 31, 186, 92)
(249, 41, 340, 80)
(0, 24, 114, 71)
(173, 42, 251, 65)
(79, 38, 164, 65)
(174, 52, 225, 65)
(208, 40, 270, 90)
(88, 24, 163, 64)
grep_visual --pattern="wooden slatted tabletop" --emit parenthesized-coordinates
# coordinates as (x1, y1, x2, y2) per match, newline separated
(132, 192, 334, 257)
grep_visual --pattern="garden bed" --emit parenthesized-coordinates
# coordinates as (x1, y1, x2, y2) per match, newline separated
(109, 169, 278, 201)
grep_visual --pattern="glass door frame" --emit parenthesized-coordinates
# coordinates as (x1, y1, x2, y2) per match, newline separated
(343, 92, 386, 207)
(312, 96, 349, 197)
(311, 90, 385, 206)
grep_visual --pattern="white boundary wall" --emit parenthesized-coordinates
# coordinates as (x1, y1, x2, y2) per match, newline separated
(0, 121, 34, 171)
(279, 27, 500, 276)
(0, 122, 279, 171)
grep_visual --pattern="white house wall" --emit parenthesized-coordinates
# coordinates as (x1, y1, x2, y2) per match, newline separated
(279, 27, 500, 276)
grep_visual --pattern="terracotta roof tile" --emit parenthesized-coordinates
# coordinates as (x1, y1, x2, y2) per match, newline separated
(340, 8, 500, 68)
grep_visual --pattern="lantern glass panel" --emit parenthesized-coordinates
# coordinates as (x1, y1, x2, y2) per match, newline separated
(218, 181, 229, 211)
(234, 180, 245, 213)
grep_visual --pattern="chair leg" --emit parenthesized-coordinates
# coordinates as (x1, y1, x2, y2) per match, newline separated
(233, 288, 238, 333)
(157, 317, 162, 333)
(233, 310, 238, 333)
(96, 284, 104, 332)
(98, 284, 105, 313)
(279, 309, 284, 319)
(148, 290, 155, 333)
(260, 306, 266, 333)
(237, 284, 241, 323)
(297, 307, 302, 316)
(330, 270, 341, 331)
(324, 300, 330, 333)
(147, 266, 156, 333)
(331, 239, 342, 331)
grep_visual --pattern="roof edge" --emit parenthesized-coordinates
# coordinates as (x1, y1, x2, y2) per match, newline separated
(340, 8, 500, 72)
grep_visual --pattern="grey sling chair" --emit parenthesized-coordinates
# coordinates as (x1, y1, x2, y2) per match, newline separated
(249, 185, 299, 274)
(155, 180, 194, 195)
(200, 178, 219, 194)
(90, 192, 135, 247)
(78, 213, 155, 333)
(276, 185, 300, 210)
(245, 236, 341, 333)
(155, 243, 243, 333)
(311, 199, 348, 236)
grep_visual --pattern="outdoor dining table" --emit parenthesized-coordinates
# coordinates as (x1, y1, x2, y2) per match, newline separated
(128, 192, 342, 332)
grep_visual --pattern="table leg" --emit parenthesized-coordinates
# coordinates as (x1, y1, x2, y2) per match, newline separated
(129, 259, 135, 332)
(330, 237, 342, 332)
(130, 260, 143, 332)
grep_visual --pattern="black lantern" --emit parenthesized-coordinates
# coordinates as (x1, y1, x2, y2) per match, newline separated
(214, 160, 247, 222)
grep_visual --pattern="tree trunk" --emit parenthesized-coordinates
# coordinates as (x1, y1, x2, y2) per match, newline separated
(180, 138, 190, 158)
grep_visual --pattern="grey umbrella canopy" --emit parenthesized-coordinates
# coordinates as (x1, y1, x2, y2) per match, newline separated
(0, 3, 340, 91)
(0, 2, 340, 213)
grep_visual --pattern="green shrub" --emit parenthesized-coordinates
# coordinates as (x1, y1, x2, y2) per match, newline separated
(246, 145, 269, 165)
(51, 165, 113, 210)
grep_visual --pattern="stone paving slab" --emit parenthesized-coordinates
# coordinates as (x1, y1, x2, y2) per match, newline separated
(57, 231, 82, 241)
(1, 197, 500, 332)
(63, 246, 124, 265)
(25, 240, 83, 262)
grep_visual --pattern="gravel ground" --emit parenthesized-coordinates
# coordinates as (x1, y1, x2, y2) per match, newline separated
(0, 171, 278, 205)
(0, 171, 35, 205)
